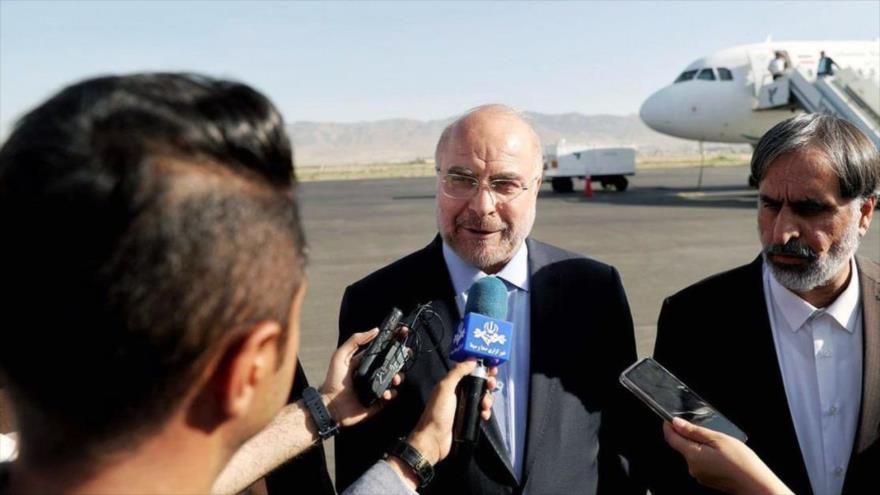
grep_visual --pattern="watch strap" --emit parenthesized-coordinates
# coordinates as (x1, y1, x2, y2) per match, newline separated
(387, 438, 434, 488)
(302, 386, 339, 440)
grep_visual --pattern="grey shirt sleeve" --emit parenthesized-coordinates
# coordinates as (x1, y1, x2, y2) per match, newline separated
(340, 460, 418, 495)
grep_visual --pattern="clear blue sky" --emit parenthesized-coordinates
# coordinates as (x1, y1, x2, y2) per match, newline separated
(1, 0, 878, 135)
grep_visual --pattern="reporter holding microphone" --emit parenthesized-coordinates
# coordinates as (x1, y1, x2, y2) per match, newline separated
(214, 329, 497, 495)
(382, 359, 497, 492)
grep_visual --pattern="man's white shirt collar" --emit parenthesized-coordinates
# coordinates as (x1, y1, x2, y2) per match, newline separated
(765, 258, 861, 334)
(442, 240, 529, 314)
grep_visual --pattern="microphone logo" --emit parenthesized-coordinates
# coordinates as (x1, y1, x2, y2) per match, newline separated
(474, 321, 506, 346)
(450, 314, 512, 366)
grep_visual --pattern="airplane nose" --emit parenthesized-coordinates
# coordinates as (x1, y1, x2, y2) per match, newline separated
(639, 90, 669, 133)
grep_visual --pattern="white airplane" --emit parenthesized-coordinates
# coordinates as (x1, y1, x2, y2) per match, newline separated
(639, 40, 880, 144)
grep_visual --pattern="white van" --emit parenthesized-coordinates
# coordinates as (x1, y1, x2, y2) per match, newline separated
(543, 142, 636, 193)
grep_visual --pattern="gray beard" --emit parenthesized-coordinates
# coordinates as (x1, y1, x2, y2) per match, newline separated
(442, 230, 524, 273)
(438, 206, 534, 273)
(763, 221, 861, 293)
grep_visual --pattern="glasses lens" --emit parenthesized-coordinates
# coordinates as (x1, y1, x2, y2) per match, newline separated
(441, 174, 533, 202)
(443, 174, 478, 199)
(490, 179, 526, 202)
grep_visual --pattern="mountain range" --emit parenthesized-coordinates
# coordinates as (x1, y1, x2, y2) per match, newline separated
(289, 112, 751, 166)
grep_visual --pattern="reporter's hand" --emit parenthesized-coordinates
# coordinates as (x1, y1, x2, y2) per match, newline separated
(318, 328, 404, 428)
(663, 417, 792, 495)
(405, 360, 498, 466)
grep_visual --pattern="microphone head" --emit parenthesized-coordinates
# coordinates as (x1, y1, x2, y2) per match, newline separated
(463, 276, 508, 319)
(450, 276, 512, 366)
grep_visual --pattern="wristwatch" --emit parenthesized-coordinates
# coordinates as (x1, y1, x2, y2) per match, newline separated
(387, 438, 434, 488)
(302, 386, 339, 440)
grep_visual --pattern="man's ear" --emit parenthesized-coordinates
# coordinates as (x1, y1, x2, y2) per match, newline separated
(216, 320, 284, 420)
(858, 195, 876, 236)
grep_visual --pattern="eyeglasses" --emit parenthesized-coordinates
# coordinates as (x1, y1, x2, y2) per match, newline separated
(439, 172, 538, 203)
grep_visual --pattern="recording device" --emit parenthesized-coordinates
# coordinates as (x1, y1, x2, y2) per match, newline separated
(449, 276, 513, 448)
(620, 358, 748, 442)
(353, 307, 408, 407)
(353, 303, 437, 407)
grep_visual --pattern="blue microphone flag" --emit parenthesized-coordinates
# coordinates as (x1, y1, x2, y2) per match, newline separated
(450, 276, 513, 366)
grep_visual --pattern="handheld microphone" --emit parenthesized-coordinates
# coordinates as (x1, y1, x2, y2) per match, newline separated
(449, 276, 512, 448)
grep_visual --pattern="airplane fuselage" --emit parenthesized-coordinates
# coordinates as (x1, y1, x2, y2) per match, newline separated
(640, 40, 880, 144)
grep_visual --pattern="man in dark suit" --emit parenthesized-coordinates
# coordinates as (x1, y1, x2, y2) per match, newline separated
(648, 113, 879, 495)
(335, 105, 640, 494)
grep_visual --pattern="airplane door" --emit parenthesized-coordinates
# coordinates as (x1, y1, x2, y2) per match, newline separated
(746, 48, 774, 97)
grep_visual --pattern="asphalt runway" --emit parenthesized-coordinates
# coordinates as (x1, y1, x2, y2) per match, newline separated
(293, 163, 879, 477)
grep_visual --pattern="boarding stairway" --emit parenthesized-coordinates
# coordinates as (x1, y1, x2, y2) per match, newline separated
(756, 67, 880, 148)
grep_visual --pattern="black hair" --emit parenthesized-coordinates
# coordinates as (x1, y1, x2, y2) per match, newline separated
(751, 113, 879, 200)
(0, 73, 306, 464)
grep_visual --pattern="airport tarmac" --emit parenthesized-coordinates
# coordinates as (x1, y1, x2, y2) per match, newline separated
(293, 163, 879, 478)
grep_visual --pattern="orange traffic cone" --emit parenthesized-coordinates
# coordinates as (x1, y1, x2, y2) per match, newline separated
(583, 176, 593, 198)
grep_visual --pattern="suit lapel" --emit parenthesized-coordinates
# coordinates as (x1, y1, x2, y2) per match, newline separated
(855, 256, 880, 454)
(480, 408, 517, 482)
(521, 239, 560, 483)
(417, 236, 458, 373)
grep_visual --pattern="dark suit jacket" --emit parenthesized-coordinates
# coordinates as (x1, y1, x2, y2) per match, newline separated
(645, 255, 879, 495)
(335, 236, 640, 495)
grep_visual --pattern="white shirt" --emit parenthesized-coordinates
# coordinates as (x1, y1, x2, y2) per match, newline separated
(442, 241, 530, 481)
(769, 58, 786, 75)
(764, 259, 863, 495)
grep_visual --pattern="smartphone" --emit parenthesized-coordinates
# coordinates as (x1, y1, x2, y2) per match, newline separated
(620, 358, 747, 442)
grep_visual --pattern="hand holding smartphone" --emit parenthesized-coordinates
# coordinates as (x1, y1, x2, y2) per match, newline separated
(620, 358, 747, 442)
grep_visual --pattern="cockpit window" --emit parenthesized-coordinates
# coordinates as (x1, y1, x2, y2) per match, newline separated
(697, 68, 715, 81)
(674, 70, 698, 83)
(718, 67, 733, 80)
